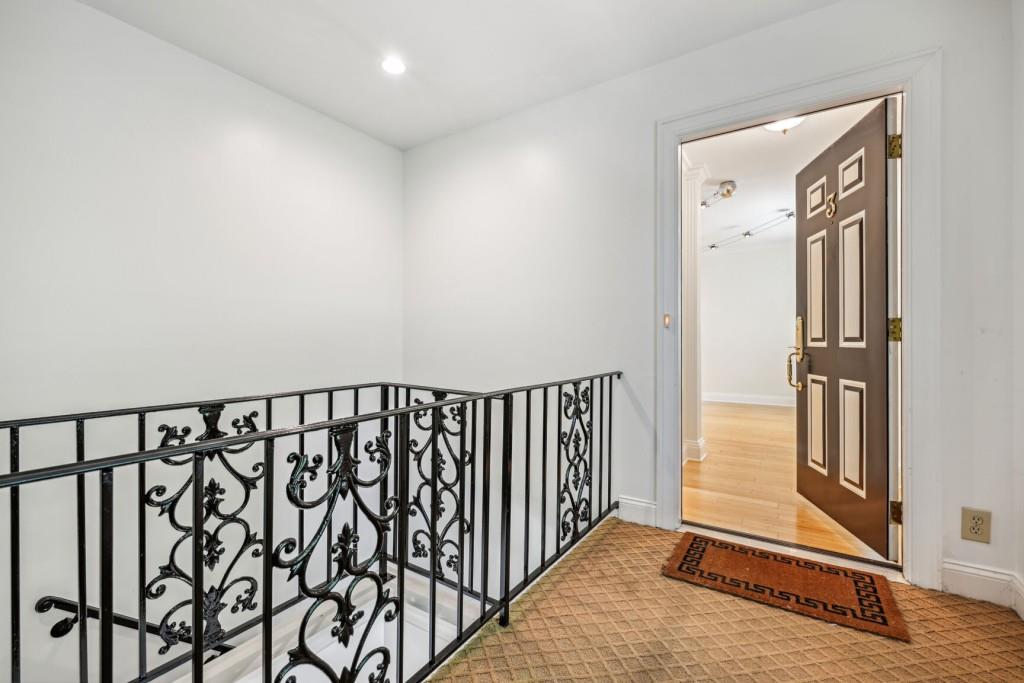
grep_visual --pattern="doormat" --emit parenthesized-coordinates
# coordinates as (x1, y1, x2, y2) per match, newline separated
(662, 532, 909, 641)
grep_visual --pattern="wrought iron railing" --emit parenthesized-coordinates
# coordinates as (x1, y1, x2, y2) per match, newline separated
(0, 372, 621, 682)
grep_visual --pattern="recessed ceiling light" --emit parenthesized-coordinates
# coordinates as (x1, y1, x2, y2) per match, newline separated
(381, 55, 406, 75)
(763, 116, 806, 134)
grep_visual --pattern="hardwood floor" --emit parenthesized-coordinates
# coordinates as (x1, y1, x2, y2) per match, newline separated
(683, 401, 883, 560)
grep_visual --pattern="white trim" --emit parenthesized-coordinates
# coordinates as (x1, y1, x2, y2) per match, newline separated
(942, 560, 1024, 613)
(683, 437, 707, 462)
(703, 392, 795, 407)
(654, 49, 943, 588)
(884, 94, 903, 564)
(617, 495, 658, 526)
(680, 161, 710, 477)
(1013, 574, 1024, 621)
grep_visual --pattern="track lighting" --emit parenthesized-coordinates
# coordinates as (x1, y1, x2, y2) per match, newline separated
(705, 210, 794, 251)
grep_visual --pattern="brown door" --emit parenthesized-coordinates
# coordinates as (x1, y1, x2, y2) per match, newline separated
(794, 100, 892, 558)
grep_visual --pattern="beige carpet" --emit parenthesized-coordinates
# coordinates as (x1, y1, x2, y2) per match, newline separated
(431, 518, 1024, 682)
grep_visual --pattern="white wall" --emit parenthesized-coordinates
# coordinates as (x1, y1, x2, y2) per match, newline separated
(701, 241, 795, 406)
(1013, 0, 1024, 612)
(403, 0, 1016, 591)
(0, 0, 405, 418)
(0, 1, 404, 679)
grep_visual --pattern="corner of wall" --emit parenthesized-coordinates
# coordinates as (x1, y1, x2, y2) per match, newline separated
(1013, 0, 1024, 610)
(617, 495, 659, 527)
(942, 559, 1024, 617)
(1013, 573, 1024, 621)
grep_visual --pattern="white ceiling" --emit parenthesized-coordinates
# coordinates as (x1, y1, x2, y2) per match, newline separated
(684, 98, 879, 252)
(78, 0, 837, 149)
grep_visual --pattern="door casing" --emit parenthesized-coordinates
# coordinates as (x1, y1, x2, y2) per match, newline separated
(653, 50, 943, 589)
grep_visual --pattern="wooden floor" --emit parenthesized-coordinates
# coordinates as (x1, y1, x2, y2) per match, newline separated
(683, 402, 882, 560)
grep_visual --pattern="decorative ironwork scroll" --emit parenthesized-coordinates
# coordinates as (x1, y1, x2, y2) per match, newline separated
(408, 392, 471, 579)
(559, 382, 592, 541)
(273, 423, 400, 683)
(145, 403, 264, 655)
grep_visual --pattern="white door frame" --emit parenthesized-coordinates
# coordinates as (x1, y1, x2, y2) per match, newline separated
(653, 50, 943, 589)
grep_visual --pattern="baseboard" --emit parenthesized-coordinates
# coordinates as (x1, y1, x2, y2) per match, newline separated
(617, 495, 657, 527)
(683, 437, 706, 462)
(703, 392, 796, 407)
(1013, 573, 1024, 621)
(942, 560, 1024, 617)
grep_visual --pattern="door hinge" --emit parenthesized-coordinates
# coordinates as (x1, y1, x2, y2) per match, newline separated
(888, 317, 903, 342)
(887, 134, 903, 159)
(889, 500, 903, 525)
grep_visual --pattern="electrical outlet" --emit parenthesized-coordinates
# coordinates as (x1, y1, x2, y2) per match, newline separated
(961, 508, 991, 543)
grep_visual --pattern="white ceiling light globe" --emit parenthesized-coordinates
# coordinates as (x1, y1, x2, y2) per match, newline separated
(381, 56, 406, 75)
(763, 116, 806, 133)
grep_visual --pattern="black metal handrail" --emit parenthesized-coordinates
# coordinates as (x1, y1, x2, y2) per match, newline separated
(0, 373, 619, 489)
(2, 371, 622, 683)
(0, 381, 476, 429)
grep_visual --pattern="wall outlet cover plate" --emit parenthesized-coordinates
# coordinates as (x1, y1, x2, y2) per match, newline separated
(961, 507, 992, 543)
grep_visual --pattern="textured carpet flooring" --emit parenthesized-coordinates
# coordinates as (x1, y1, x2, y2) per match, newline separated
(430, 518, 1024, 682)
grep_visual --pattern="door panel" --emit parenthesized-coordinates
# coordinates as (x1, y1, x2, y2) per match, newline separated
(807, 374, 828, 476)
(839, 212, 866, 347)
(838, 379, 867, 498)
(806, 229, 827, 347)
(795, 100, 890, 557)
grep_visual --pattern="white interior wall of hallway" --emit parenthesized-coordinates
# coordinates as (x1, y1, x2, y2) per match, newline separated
(2, 4, 1024, 678)
(1012, 0, 1024, 610)
(701, 241, 796, 407)
(0, 0, 406, 418)
(403, 0, 1020, 601)
(0, 1, 404, 679)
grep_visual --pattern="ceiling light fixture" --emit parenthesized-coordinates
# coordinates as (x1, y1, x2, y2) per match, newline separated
(701, 180, 738, 209)
(381, 55, 406, 75)
(763, 116, 806, 134)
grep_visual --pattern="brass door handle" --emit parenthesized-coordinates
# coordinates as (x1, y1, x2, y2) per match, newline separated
(788, 315, 805, 391)
(787, 351, 804, 391)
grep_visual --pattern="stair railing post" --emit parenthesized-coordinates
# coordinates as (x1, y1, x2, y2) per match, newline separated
(379, 387, 390, 579)
(396, 412, 411, 683)
(99, 468, 114, 682)
(191, 452, 205, 683)
(498, 392, 514, 627)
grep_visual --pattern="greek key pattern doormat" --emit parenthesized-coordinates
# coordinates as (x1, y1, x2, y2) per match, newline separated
(663, 532, 910, 641)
